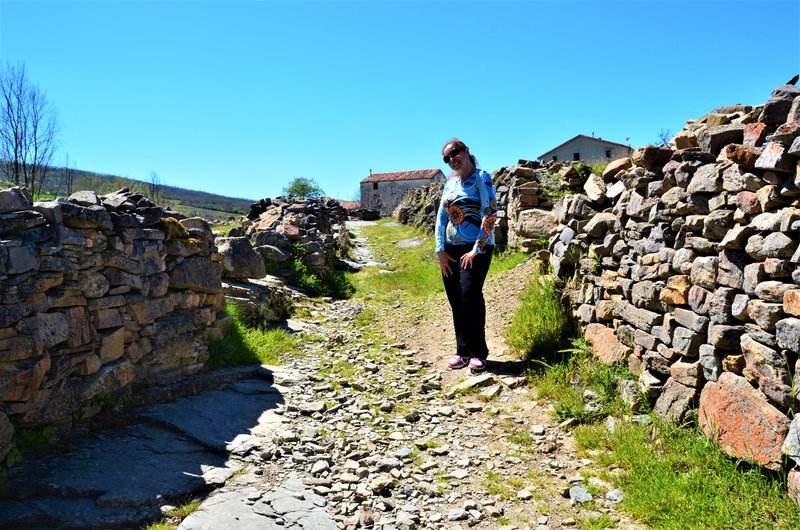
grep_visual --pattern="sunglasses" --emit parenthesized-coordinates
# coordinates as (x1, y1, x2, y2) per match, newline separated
(443, 146, 464, 164)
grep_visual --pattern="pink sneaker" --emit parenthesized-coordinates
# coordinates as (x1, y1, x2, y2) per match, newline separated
(448, 356, 469, 369)
(468, 358, 486, 372)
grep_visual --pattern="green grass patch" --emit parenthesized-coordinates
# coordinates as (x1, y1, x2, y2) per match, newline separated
(504, 269, 571, 363)
(348, 220, 442, 303)
(532, 338, 633, 424)
(574, 419, 800, 529)
(207, 302, 299, 368)
(585, 161, 609, 177)
(348, 219, 526, 308)
(483, 470, 515, 499)
(508, 430, 534, 447)
(211, 220, 240, 237)
(488, 248, 528, 275)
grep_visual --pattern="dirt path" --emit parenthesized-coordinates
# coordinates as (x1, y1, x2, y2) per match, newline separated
(340, 223, 645, 530)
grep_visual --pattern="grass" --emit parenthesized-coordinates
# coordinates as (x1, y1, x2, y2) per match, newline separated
(211, 220, 240, 237)
(585, 161, 609, 176)
(573, 419, 800, 529)
(488, 248, 528, 275)
(533, 338, 633, 424)
(287, 244, 355, 299)
(576, 513, 617, 530)
(504, 269, 571, 363)
(348, 218, 527, 309)
(207, 302, 299, 368)
(141, 499, 203, 530)
(348, 220, 442, 303)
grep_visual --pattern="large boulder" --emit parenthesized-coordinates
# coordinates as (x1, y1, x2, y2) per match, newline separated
(514, 208, 557, 240)
(216, 237, 267, 280)
(699, 372, 790, 470)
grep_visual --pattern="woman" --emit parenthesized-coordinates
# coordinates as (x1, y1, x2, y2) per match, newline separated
(435, 139, 498, 372)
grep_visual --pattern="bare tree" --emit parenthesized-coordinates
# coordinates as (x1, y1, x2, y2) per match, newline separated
(0, 63, 60, 196)
(656, 128, 673, 147)
(148, 170, 163, 204)
(62, 153, 77, 196)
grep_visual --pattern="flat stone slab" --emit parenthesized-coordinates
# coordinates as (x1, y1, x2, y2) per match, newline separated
(0, 423, 236, 528)
(180, 477, 337, 530)
(0, 374, 295, 529)
(139, 378, 285, 452)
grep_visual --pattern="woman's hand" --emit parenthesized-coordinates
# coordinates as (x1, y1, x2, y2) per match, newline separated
(460, 249, 478, 270)
(437, 251, 456, 277)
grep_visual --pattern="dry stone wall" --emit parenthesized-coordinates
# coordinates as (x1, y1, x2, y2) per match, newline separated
(549, 80, 800, 477)
(0, 187, 225, 461)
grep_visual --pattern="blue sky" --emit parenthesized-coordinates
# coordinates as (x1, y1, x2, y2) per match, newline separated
(1, 0, 798, 202)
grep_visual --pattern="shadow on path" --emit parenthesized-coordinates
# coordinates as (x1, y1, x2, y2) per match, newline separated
(0, 366, 290, 530)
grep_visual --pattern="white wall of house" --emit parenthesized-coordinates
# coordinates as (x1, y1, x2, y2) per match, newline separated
(542, 138, 631, 163)
(360, 175, 444, 216)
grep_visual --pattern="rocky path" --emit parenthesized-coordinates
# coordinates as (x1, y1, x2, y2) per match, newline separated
(0, 222, 644, 530)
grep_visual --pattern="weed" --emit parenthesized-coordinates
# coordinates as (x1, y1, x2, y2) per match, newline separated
(141, 498, 203, 530)
(504, 270, 571, 363)
(207, 302, 299, 368)
(531, 337, 632, 424)
(508, 430, 534, 447)
(576, 513, 617, 530)
(483, 471, 512, 498)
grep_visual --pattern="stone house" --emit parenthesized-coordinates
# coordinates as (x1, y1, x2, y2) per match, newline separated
(360, 169, 445, 216)
(538, 134, 632, 163)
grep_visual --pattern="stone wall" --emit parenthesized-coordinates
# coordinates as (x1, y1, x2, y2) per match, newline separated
(0, 187, 225, 461)
(548, 80, 800, 476)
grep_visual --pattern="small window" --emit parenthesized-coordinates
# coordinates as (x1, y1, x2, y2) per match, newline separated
(573, 152, 580, 161)
(606, 149, 612, 158)
(372, 182, 378, 190)
(552, 155, 557, 162)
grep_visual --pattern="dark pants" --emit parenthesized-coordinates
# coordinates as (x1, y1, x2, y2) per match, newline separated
(442, 243, 493, 360)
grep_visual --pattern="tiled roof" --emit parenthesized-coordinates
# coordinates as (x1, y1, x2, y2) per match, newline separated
(338, 201, 361, 209)
(538, 134, 631, 159)
(361, 168, 442, 183)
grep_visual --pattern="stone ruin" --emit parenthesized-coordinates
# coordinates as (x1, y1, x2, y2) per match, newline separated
(210, 195, 352, 326)
(240, 195, 348, 277)
(545, 79, 800, 491)
(0, 187, 225, 462)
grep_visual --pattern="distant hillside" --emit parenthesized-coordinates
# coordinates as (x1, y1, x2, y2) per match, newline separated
(2, 165, 254, 222)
